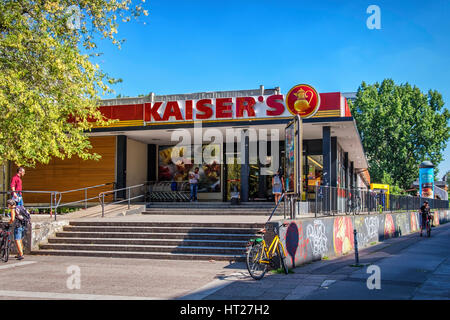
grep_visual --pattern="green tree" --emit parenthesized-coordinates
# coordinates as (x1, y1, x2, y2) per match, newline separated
(0, 0, 148, 166)
(349, 79, 450, 190)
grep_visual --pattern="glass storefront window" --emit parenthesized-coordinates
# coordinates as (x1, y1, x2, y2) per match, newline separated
(158, 144, 221, 192)
(306, 155, 323, 200)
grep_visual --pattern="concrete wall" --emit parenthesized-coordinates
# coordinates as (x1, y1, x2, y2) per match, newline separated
(270, 210, 450, 269)
(126, 138, 148, 198)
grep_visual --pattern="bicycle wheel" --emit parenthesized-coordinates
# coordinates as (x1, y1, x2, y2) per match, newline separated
(246, 242, 268, 280)
(356, 200, 361, 215)
(0, 238, 9, 263)
(277, 243, 289, 275)
(427, 221, 431, 237)
(345, 202, 351, 215)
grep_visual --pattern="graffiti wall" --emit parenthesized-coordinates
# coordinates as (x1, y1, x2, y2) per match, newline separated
(273, 210, 450, 269)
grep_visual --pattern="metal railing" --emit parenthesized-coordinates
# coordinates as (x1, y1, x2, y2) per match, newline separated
(266, 193, 286, 223)
(54, 182, 115, 209)
(313, 186, 449, 217)
(1, 190, 59, 217)
(99, 184, 146, 217)
(1, 182, 115, 220)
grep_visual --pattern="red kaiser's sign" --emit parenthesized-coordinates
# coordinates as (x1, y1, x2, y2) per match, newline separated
(143, 95, 286, 122)
(97, 85, 345, 126)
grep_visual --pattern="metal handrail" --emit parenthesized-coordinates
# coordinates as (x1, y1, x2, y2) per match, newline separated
(1, 183, 115, 220)
(1, 190, 58, 218)
(54, 182, 115, 208)
(266, 192, 286, 224)
(99, 184, 146, 217)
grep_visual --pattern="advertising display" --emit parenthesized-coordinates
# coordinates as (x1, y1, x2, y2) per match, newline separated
(285, 121, 295, 193)
(419, 163, 434, 199)
(158, 144, 221, 192)
(284, 115, 303, 195)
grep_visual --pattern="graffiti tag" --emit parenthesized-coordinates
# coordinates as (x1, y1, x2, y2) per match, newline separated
(306, 220, 328, 258)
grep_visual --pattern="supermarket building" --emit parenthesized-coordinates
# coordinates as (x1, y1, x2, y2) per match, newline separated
(1, 84, 370, 204)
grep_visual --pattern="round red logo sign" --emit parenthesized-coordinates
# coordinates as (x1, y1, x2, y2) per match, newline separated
(286, 84, 320, 118)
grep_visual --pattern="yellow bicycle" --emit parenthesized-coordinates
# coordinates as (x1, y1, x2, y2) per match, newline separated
(246, 223, 289, 280)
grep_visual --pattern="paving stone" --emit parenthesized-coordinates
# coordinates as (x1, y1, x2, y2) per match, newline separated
(254, 292, 289, 300)
(291, 285, 321, 295)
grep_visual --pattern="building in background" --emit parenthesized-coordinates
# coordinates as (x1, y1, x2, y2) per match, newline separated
(7, 85, 370, 206)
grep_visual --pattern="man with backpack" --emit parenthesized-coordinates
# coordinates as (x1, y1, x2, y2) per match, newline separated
(6, 199, 31, 260)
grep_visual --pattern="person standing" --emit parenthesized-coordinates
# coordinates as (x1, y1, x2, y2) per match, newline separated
(189, 167, 200, 202)
(10, 167, 25, 206)
(6, 199, 28, 260)
(272, 170, 285, 204)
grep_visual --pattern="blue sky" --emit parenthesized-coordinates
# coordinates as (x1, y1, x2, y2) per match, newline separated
(93, 0, 450, 177)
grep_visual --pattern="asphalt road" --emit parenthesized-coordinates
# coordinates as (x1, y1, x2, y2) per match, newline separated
(0, 222, 449, 300)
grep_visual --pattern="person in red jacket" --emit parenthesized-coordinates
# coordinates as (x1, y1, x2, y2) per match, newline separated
(10, 167, 25, 206)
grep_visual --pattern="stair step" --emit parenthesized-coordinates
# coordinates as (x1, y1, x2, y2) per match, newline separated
(48, 237, 248, 247)
(40, 243, 246, 253)
(62, 226, 260, 234)
(142, 210, 283, 216)
(55, 231, 256, 241)
(69, 221, 265, 228)
(32, 250, 245, 261)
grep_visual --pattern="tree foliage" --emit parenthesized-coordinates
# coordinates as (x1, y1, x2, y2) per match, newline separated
(350, 79, 450, 189)
(0, 0, 148, 166)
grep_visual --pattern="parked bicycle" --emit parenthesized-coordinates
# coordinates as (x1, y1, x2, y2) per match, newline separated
(246, 222, 289, 280)
(346, 194, 361, 215)
(0, 223, 12, 262)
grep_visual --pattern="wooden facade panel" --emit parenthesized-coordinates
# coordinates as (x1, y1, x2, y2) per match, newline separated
(11, 136, 116, 204)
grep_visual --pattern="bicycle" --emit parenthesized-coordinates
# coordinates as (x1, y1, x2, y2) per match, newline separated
(246, 222, 289, 280)
(346, 195, 361, 215)
(426, 212, 434, 237)
(0, 223, 12, 262)
(420, 212, 433, 238)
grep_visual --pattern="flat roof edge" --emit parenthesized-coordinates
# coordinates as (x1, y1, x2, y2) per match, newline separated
(101, 87, 281, 106)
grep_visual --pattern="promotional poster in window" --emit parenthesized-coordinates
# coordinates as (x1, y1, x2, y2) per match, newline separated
(158, 145, 221, 192)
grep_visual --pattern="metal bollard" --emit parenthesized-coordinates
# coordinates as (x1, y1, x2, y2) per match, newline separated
(354, 229, 359, 265)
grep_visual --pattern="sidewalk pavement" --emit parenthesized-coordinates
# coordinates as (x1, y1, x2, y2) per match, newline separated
(199, 222, 450, 300)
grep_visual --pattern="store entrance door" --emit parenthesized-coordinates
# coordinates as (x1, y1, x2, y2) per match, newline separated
(224, 141, 284, 202)
(224, 148, 241, 201)
(250, 140, 285, 202)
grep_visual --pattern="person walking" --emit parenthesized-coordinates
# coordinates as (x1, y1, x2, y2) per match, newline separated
(189, 167, 200, 202)
(272, 169, 284, 205)
(10, 167, 25, 206)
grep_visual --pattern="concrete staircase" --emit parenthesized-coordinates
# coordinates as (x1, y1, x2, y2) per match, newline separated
(143, 202, 286, 216)
(34, 221, 265, 261)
